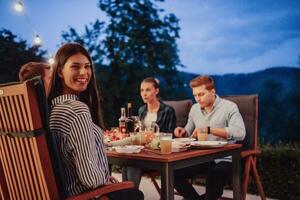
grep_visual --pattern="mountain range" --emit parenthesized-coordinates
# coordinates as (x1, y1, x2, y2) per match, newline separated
(180, 66, 299, 96)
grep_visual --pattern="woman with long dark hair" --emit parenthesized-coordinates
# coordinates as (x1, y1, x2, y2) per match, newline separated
(48, 43, 143, 199)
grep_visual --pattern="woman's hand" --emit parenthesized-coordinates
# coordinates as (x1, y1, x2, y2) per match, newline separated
(105, 176, 119, 185)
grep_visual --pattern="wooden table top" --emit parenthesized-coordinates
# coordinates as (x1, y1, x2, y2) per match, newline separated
(106, 143, 242, 162)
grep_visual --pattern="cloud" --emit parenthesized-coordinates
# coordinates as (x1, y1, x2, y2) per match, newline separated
(182, 36, 300, 74)
(169, 0, 300, 74)
(1, 0, 299, 75)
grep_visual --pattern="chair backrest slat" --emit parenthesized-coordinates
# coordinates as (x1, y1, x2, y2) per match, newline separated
(0, 78, 60, 200)
(24, 138, 41, 199)
(10, 95, 26, 198)
(9, 137, 26, 199)
(25, 139, 40, 199)
(16, 138, 33, 200)
(0, 137, 16, 200)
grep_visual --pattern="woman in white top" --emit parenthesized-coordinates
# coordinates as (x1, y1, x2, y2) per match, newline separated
(123, 77, 176, 188)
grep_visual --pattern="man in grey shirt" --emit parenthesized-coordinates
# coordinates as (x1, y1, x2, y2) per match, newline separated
(174, 75, 245, 200)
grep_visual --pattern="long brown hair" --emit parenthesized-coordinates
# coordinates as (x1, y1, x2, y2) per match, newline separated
(48, 43, 105, 128)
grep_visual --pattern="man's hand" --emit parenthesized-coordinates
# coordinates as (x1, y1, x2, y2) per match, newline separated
(174, 127, 186, 137)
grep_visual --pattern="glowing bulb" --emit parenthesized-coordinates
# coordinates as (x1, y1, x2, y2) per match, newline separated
(48, 57, 55, 65)
(34, 34, 41, 45)
(14, 1, 24, 12)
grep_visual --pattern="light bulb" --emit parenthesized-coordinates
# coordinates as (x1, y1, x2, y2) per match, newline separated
(48, 57, 55, 65)
(14, 1, 24, 12)
(34, 34, 41, 45)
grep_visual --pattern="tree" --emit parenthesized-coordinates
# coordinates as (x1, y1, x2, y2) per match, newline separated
(284, 70, 300, 142)
(62, 20, 106, 65)
(0, 29, 46, 84)
(62, 0, 186, 127)
(259, 80, 288, 143)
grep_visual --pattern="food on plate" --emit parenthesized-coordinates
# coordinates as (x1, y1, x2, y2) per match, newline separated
(147, 137, 160, 149)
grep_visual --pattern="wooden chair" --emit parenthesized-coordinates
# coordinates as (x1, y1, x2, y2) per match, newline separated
(147, 99, 193, 195)
(164, 100, 193, 127)
(0, 77, 134, 200)
(221, 95, 266, 200)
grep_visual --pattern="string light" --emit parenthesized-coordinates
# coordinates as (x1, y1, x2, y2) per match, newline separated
(13, 1, 44, 48)
(14, 1, 24, 12)
(34, 34, 41, 46)
(48, 56, 55, 65)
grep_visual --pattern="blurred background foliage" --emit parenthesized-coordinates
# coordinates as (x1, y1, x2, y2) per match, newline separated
(0, 29, 46, 83)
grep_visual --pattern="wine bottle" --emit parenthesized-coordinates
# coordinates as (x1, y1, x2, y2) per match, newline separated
(126, 102, 135, 133)
(119, 107, 126, 134)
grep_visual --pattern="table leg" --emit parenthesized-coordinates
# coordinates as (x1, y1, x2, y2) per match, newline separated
(232, 151, 242, 200)
(160, 163, 174, 200)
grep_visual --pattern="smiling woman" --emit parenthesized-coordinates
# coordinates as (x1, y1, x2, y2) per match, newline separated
(58, 53, 92, 95)
(47, 43, 144, 199)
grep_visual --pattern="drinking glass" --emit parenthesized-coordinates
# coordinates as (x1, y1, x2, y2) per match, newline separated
(130, 132, 141, 145)
(159, 133, 172, 154)
(197, 133, 208, 141)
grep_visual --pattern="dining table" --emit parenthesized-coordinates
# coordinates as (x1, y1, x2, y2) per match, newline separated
(106, 143, 242, 200)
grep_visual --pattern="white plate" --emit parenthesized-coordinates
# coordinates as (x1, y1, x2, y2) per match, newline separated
(125, 145, 144, 150)
(173, 137, 196, 144)
(109, 137, 132, 146)
(113, 146, 141, 153)
(172, 146, 188, 152)
(171, 141, 190, 152)
(190, 141, 228, 148)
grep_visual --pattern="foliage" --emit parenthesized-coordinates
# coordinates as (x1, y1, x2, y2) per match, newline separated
(0, 29, 46, 84)
(62, 20, 106, 65)
(258, 70, 300, 143)
(61, 0, 187, 127)
(248, 142, 300, 200)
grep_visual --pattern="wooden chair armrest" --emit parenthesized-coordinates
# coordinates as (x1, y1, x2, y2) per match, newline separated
(66, 181, 134, 200)
(241, 149, 261, 158)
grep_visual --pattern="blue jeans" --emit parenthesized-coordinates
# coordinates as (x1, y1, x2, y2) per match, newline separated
(122, 166, 143, 188)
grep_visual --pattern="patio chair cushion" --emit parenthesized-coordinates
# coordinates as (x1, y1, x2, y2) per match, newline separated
(164, 100, 193, 127)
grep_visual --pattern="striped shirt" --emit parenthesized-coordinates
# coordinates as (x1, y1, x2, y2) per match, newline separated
(49, 94, 110, 196)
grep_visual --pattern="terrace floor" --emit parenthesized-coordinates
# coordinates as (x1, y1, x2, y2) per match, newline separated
(112, 172, 275, 200)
